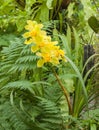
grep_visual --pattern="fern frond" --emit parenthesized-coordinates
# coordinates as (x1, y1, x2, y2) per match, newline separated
(0, 100, 28, 130)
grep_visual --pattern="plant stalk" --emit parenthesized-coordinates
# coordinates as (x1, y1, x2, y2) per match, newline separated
(53, 69, 72, 115)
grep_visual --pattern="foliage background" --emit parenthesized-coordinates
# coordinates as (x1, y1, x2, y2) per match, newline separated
(0, 0, 99, 130)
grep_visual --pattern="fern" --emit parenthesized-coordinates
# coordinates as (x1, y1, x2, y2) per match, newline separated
(5, 87, 65, 130)
(0, 98, 28, 130)
(0, 83, 66, 130)
(0, 34, 17, 47)
(0, 34, 68, 130)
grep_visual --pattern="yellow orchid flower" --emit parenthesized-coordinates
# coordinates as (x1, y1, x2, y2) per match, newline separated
(23, 20, 66, 67)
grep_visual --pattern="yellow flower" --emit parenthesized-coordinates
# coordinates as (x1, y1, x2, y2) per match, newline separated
(25, 20, 43, 31)
(23, 21, 45, 45)
(23, 32, 31, 38)
(36, 52, 51, 67)
(24, 38, 33, 45)
(36, 52, 51, 62)
(23, 20, 66, 67)
(37, 59, 45, 67)
(31, 45, 39, 52)
(31, 41, 45, 51)
(55, 49, 65, 59)
(36, 50, 61, 67)
(36, 48, 64, 67)
(50, 57, 59, 65)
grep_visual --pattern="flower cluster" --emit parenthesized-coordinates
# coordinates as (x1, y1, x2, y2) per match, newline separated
(23, 20, 65, 67)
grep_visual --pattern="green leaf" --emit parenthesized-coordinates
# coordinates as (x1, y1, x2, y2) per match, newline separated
(67, 3, 74, 18)
(40, 2, 49, 22)
(67, 25, 71, 49)
(73, 27, 79, 61)
(90, 123, 97, 130)
(25, 0, 36, 8)
(88, 16, 99, 33)
(46, 0, 53, 9)
(59, 34, 71, 58)
(65, 56, 88, 106)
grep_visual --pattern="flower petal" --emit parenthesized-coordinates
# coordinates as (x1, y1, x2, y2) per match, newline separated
(31, 45, 39, 52)
(37, 59, 45, 67)
(23, 32, 30, 38)
(24, 39, 33, 44)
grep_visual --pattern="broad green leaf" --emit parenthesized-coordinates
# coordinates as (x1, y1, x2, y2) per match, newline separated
(40, 2, 49, 22)
(88, 16, 99, 33)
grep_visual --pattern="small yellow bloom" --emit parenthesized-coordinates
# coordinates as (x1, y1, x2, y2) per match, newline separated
(36, 52, 51, 67)
(37, 59, 45, 67)
(25, 20, 43, 31)
(23, 32, 31, 38)
(24, 38, 33, 44)
(37, 52, 51, 62)
(42, 53, 51, 62)
(51, 57, 59, 65)
(25, 21, 36, 31)
(31, 45, 39, 52)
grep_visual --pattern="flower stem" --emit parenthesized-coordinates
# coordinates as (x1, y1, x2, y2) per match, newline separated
(53, 68, 72, 115)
